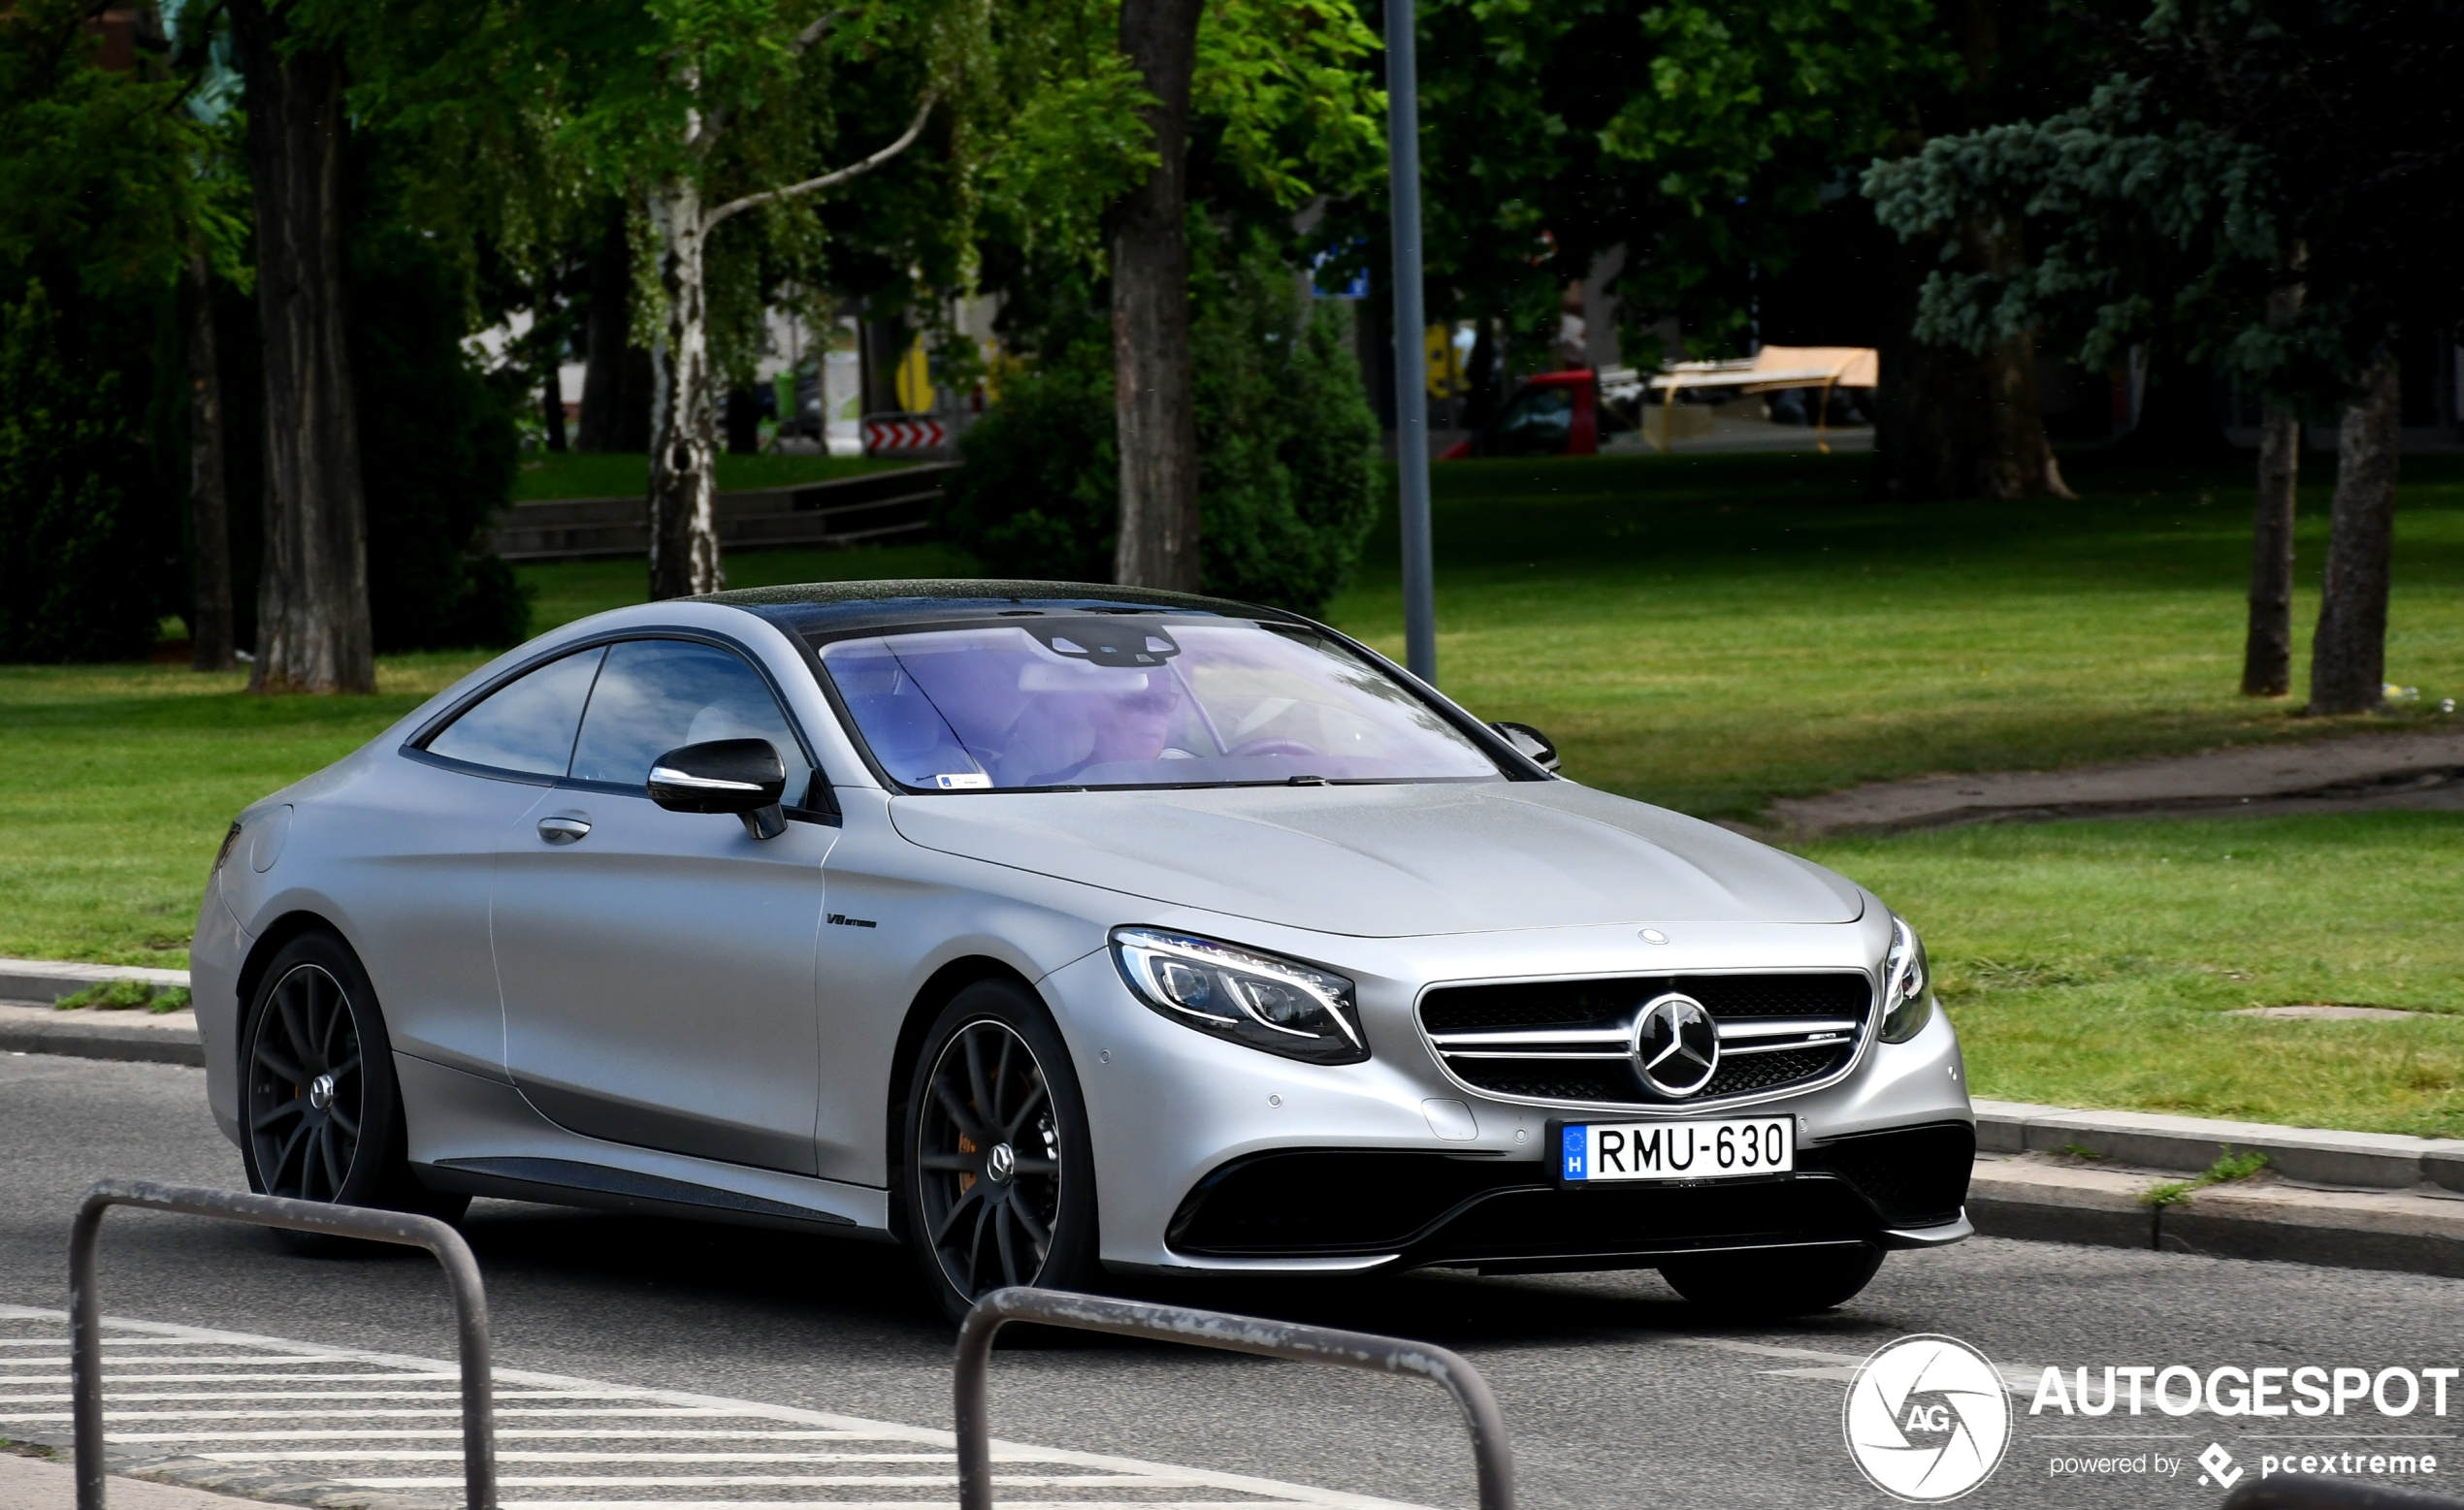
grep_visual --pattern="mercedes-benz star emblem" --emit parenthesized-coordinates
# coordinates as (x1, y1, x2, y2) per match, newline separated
(1632, 993, 1720, 1097)
(985, 1141, 1016, 1184)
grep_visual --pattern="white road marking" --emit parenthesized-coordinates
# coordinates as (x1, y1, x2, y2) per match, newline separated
(0, 1304, 1430, 1509)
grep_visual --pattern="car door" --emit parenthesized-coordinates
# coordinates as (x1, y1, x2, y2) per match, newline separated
(363, 643, 608, 1077)
(491, 635, 836, 1176)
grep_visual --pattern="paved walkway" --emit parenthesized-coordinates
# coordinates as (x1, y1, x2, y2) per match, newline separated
(1760, 726, 2464, 836)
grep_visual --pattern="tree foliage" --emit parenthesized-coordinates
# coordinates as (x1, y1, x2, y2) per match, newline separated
(940, 222, 1378, 615)
(1313, 0, 1951, 358)
(1864, 0, 2464, 406)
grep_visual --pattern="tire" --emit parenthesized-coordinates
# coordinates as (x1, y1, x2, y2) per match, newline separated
(1658, 1244, 1884, 1317)
(901, 978, 1100, 1325)
(239, 930, 469, 1248)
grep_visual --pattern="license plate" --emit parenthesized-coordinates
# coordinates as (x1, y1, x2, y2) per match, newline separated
(1554, 1116, 1793, 1184)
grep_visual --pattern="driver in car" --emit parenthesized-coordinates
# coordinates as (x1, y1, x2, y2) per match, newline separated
(999, 659, 1194, 787)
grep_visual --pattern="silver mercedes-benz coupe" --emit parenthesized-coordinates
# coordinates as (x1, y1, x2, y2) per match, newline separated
(194, 580, 1973, 1320)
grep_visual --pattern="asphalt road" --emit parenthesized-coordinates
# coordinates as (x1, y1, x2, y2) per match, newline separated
(8, 1051, 2463, 1510)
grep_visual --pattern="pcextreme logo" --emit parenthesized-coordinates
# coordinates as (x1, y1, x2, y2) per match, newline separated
(1844, 1334, 2015, 1501)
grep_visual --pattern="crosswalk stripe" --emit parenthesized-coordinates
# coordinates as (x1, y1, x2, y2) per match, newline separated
(0, 1303, 1430, 1509)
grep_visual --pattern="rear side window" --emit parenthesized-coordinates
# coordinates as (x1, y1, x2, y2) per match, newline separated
(568, 639, 815, 799)
(424, 647, 605, 776)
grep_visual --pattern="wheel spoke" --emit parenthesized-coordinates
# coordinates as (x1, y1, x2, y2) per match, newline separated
(931, 1183, 984, 1247)
(328, 1099, 360, 1140)
(994, 1202, 1021, 1287)
(930, 1076, 985, 1141)
(1008, 1156, 1056, 1177)
(1009, 1199, 1051, 1257)
(1000, 1081, 1048, 1142)
(967, 1200, 995, 1295)
(317, 1122, 347, 1195)
(962, 1030, 994, 1127)
(250, 1097, 306, 1133)
(276, 976, 316, 1074)
(918, 1152, 976, 1173)
(252, 1041, 307, 1084)
(268, 1120, 313, 1196)
(990, 1032, 1014, 1127)
(316, 982, 347, 1068)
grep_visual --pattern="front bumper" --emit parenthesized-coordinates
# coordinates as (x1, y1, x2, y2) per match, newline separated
(1164, 1121, 1974, 1274)
(1042, 916, 1975, 1276)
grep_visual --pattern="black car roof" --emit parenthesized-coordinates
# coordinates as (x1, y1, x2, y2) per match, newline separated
(698, 578, 1313, 638)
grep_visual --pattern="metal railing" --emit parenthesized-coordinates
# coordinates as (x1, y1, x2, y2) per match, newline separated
(954, 1286, 1514, 1510)
(2226, 1475, 2464, 1510)
(69, 1178, 496, 1510)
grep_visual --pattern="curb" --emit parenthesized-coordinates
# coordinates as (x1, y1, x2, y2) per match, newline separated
(0, 956, 190, 1007)
(1973, 1098, 2464, 1191)
(1967, 1152, 2464, 1280)
(0, 1003, 203, 1067)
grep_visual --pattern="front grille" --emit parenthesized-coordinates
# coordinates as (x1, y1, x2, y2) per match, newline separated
(1419, 972, 1873, 1108)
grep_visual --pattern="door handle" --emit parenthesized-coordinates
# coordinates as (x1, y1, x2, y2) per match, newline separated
(536, 815, 592, 845)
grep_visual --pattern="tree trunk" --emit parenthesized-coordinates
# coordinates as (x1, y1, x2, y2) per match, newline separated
(577, 210, 641, 453)
(540, 365, 568, 452)
(183, 251, 236, 673)
(1109, 0, 1205, 592)
(2240, 401, 2301, 695)
(2306, 352, 2401, 716)
(230, 0, 373, 693)
(2240, 264, 2306, 697)
(1977, 331, 2072, 498)
(646, 177, 721, 599)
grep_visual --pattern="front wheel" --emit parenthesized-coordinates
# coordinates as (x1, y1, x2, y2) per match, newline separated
(901, 979, 1099, 1324)
(1658, 1244, 1884, 1316)
(239, 931, 467, 1244)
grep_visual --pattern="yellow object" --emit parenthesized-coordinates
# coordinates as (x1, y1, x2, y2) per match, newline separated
(893, 336, 933, 413)
(1425, 326, 1467, 400)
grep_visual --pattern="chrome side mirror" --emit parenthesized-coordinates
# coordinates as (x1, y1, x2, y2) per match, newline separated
(648, 738, 789, 839)
(1490, 721, 1560, 774)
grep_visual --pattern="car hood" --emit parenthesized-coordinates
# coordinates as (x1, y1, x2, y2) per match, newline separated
(888, 781, 1862, 937)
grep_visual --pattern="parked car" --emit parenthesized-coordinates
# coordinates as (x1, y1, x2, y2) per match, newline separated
(1441, 370, 1604, 459)
(193, 581, 1974, 1321)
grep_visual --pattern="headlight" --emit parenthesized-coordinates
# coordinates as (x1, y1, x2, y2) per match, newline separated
(1110, 928, 1367, 1065)
(1879, 914, 1932, 1044)
(211, 820, 243, 877)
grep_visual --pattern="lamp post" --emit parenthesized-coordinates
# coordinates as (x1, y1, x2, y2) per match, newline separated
(1383, 0, 1437, 685)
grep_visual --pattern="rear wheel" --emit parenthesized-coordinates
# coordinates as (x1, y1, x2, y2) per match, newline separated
(1658, 1244, 1884, 1316)
(240, 931, 467, 1245)
(901, 979, 1099, 1324)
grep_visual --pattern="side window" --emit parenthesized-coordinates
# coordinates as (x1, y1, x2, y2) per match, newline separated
(569, 639, 817, 803)
(424, 647, 605, 776)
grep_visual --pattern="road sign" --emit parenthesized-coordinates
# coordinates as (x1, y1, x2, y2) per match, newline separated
(864, 415, 948, 454)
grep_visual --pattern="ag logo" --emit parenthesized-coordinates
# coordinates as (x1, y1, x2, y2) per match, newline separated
(1842, 1333, 2012, 1501)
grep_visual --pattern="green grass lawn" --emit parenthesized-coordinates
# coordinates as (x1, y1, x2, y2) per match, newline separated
(8, 448, 2462, 1135)
(510, 450, 902, 502)
(1806, 813, 2464, 1138)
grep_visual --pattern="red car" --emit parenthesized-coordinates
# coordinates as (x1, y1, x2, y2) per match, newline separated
(1440, 370, 1601, 460)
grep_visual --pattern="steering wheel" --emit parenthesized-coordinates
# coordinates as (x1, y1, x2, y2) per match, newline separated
(1226, 737, 1321, 759)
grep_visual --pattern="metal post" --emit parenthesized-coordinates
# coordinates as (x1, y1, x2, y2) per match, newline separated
(1384, 0, 1438, 685)
(956, 1287, 1512, 1510)
(70, 1179, 496, 1510)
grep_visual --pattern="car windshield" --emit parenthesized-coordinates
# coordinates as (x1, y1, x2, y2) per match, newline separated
(816, 618, 1500, 790)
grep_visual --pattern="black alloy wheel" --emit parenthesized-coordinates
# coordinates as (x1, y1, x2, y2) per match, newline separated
(239, 931, 466, 1237)
(904, 980, 1097, 1322)
(245, 961, 367, 1202)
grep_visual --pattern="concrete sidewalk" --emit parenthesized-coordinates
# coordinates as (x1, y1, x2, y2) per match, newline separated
(0, 1450, 256, 1508)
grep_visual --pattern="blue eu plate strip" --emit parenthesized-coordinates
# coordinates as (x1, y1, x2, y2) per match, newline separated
(1562, 1124, 1587, 1181)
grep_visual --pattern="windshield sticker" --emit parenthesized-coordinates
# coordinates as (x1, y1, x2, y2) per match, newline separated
(930, 773, 992, 789)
